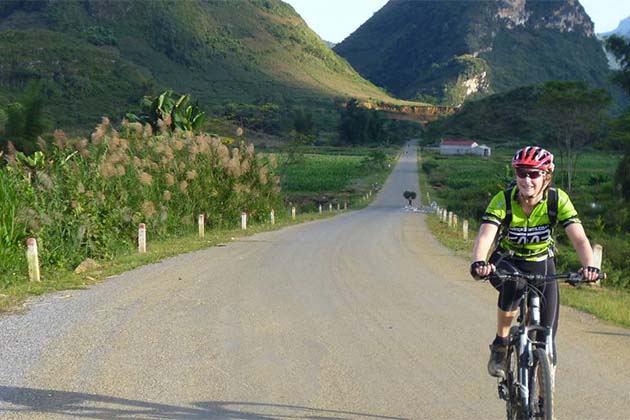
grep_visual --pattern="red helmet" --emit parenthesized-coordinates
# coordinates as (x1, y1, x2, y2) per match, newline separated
(512, 146, 554, 172)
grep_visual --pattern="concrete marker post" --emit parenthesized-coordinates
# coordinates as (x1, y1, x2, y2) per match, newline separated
(270, 209, 275, 225)
(448, 212, 453, 228)
(329, 203, 333, 212)
(291, 206, 296, 220)
(138, 223, 147, 253)
(26, 238, 41, 282)
(337, 203, 340, 212)
(453, 214, 458, 229)
(198, 214, 205, 238)
(592, 244, 603, 286)
(319, 204, 322, 214)
(241, 212, 247, 230)
(463, 220, 469, 241)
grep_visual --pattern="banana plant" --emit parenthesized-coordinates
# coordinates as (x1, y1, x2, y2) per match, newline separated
(126, 90, 205, 133)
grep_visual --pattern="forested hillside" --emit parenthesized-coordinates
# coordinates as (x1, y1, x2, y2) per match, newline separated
(0, 0, 402, 130)
(334, 0, 611, 105)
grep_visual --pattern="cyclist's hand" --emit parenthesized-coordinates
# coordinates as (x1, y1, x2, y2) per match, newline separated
(579, 266, 600, 282)
(470, 261, 494, 280)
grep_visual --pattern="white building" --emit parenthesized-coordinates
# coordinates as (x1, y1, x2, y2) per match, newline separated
(440, 139, 491, 156)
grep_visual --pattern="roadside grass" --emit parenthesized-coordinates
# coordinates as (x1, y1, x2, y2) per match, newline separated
(0, 148, 393, 313)
(417, 147, 630, 329)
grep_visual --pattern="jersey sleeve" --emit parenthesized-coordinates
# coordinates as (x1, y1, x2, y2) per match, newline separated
(481, 191, 506, 226)
(556, 188, 581, 227)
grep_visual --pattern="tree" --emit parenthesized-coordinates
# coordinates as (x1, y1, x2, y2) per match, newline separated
(337, 99, 385, 145)
(2, 81, 48, 154)
(606, 35, 630, 201)
(535, 81, 611, 193)
(126, 90, 205, 133)
(403, 190, 417, 206)
(606, 35, 630, 93)
(292, 107, 315, 135)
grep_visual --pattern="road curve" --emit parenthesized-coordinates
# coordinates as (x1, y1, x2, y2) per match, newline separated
(1, 142, 628, 419)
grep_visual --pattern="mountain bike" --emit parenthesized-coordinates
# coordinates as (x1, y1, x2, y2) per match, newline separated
(488, 269, 604, 420)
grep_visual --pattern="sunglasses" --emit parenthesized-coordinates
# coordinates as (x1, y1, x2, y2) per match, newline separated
(515, 169, 546, 179)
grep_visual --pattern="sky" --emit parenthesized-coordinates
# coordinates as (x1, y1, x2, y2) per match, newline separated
(284, 0, 630, 44)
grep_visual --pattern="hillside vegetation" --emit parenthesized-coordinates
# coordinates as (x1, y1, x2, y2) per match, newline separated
(0, 0, 409, 131)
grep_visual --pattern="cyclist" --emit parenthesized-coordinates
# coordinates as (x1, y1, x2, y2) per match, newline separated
(470, 146, 600, 378)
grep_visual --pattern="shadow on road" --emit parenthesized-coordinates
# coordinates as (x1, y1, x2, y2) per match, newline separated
(0, 386, 410, 419)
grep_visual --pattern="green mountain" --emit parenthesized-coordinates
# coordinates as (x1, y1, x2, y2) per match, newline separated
(0, 0, 401, 130)
(334, 0, 612, 105)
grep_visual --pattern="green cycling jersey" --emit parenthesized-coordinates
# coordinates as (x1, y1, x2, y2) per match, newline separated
(481, 187, 581, 261)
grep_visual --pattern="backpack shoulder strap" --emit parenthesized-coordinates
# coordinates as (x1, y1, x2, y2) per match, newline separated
(492, 186, 514, 251)
(503, 186, 513, 229)
(547, 187, 558, 226)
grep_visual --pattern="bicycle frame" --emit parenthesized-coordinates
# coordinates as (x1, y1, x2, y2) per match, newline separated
(491, 269, 604, 420)
(509, 288, 553, 418)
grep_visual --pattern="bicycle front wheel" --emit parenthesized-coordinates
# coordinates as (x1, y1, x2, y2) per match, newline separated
(529, 348, 554, 420)
(505, 343, 520, 420)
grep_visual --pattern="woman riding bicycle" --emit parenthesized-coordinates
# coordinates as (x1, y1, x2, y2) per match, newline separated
(470, 146, 600, 378)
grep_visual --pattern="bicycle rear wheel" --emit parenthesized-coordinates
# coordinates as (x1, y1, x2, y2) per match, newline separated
(529, 348, 554, 420)
(504, 343, 520, 420)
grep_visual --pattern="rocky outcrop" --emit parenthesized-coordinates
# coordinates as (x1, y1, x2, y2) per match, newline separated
(360, 101, 457, 123)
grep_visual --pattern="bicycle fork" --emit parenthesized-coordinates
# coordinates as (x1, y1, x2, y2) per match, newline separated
(518, 327, 532, 416)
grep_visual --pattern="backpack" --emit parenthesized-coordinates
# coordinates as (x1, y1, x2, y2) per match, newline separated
(495, 186, 558, 247)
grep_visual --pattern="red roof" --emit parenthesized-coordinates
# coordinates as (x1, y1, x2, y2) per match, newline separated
(441, 139, 476, 146)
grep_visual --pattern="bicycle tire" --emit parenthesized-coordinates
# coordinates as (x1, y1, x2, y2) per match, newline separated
(529, 348, 554, 420)
(505, 342, 520, 420)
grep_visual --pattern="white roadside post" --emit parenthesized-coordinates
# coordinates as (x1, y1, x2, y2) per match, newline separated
(138, 223, 147, 253)
(241, 212, 247, 230)
(26, 238, 41, 282)
(329, 203, 333, 212)
(592, 244, 603, 286)
(344, 202, 347, 211)
(198, 214, 205, 238)
(270, 209, 275, 225)
(448, 211, 453, 228)
(463, 220, 469, 241)
(453, 214, 458, 229)
(337, 203, 340, 212)
(291, 206, 296, 220)
(319, 204, 322, 214)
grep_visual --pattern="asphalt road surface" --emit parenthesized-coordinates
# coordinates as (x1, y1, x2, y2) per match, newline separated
(1, 142, 628, 419)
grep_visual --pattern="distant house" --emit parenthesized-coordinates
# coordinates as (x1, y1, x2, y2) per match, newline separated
(440, 139, 491, 156)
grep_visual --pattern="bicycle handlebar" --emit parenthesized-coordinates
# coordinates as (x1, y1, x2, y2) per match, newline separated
(488, 270, 605, 286)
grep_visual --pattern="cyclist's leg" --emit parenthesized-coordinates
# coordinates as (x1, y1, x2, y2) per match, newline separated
(487, 254, 525, 377)
(539, 258, 558, 364)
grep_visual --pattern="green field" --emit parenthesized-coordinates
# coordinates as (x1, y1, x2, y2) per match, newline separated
(275, 147, 395, 211)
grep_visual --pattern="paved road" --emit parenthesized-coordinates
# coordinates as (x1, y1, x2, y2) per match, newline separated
(1, 142, 628, 419)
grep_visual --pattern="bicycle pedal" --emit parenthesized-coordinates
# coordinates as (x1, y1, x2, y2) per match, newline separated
(497, 381, 510, 401)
